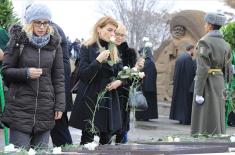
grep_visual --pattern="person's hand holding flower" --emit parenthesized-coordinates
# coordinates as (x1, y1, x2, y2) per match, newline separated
(96, 50, 110, 63)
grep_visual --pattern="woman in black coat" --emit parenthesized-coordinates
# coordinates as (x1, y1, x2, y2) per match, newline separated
(69, 16, 123, 145)
(135, 47, 158, 121)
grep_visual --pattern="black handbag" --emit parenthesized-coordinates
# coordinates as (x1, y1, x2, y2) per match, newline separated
(129, 90, 148, 111)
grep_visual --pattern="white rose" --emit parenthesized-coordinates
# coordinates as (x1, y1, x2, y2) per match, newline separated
(53, 147, 62, 154)
(28, 148, 36, 155)
(167, 136, 174, 142)
(145, 42, 153, 48)
(110, 36, 116, 42)
(142, 37, 149, 42)
(94, 135, 100, 143)
(174, 137, 180, 142)
(138, 72, 145, 78)
(4, 144, 17, 153)
(84, 141, 98, 151)
(230, 136, 235, 142)
(123, 66, 129, 70)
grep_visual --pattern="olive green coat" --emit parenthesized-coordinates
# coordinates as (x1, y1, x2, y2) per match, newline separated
(191, 30, 232, 135)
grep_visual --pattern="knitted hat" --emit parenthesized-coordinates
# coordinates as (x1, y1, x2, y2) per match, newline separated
(204, 13, 226, 26)
(25, 3, 52, 24)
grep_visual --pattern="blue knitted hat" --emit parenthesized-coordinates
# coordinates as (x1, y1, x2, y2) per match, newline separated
(25, 3, 52, 24)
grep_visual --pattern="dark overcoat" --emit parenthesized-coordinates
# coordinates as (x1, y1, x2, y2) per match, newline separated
(69, 41, 122, 133)
(52, 23, 73, 111)
(169, 52, 196, 124)
(117, 42, 136, 131)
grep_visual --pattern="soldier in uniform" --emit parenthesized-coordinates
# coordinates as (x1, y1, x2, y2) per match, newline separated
(191, 13, 232, 135)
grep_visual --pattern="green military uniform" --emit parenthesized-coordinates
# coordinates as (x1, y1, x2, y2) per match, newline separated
(191, 30, 232, 135)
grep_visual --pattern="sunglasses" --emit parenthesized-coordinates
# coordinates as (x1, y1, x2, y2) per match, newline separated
(33, 21, 50, 28)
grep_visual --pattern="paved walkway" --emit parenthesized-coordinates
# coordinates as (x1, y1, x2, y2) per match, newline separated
(1, 114, 235, 148)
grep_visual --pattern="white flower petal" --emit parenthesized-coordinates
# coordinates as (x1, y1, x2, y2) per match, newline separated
(28, 148, 36, 155)
(145, 42, 153, 47)
(53, 147, 62, 154)
(142, 37, 149, 42)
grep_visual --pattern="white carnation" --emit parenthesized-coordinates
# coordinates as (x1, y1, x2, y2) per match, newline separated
(167, 136, 174, 142)
(28, 148, 36, 155)
(174, 137, 180, 142)
(123, 66, 129, 70)
(145, 42, 153, 48)
(4, 144, 18, 153)
(110, 36, 116, 42)
(53, 147, 62, 154)
(84, 141, 99, 151)
(230, 136, 235, 142)
(142, 37, 149, 42)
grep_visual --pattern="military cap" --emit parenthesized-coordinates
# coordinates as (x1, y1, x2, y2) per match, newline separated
(204, 13, 226, 26)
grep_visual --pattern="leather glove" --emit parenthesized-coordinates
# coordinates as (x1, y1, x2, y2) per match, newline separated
(195, 95, 204, 105)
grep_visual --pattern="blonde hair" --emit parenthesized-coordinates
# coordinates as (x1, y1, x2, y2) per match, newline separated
(84, 16, 120, 63)
(22, 23, 54, 39)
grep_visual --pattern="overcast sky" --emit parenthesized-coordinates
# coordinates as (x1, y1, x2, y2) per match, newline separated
(12, 0, 235, 41)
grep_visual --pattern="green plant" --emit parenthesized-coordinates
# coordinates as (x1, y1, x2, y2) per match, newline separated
(221, 22, 235, 49)
(0, 0, 20, 30)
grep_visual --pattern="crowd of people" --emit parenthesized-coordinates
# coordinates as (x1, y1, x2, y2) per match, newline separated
(0, 2, 234, 150)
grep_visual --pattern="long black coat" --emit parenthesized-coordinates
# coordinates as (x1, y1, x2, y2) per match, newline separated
(69, 41, 122, 133)
(117, 42, 136, 131)
(1, 25, 65, 134)
(52, 23, 73, 111)
(169, 52, 196, 125)
(135, 47, 158, 120)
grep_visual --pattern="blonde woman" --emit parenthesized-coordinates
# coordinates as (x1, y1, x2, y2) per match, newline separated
(69, 16, 123, 145)
(1, 3, 65, 149)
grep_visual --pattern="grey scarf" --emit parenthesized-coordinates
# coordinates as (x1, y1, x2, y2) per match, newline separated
(206, 30, 223, 38)
(30, 33, 50, 48)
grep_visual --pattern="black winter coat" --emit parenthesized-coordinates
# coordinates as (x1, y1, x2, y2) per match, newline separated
(52, 23, 73, 111)
(1, 25, 65, 134)
(69, 41, 122, 133)
(117, 42, 136, 131)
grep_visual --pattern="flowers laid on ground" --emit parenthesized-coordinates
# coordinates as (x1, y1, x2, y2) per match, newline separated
(28, 148, 36, 155)
(4, 144, 18, 153)
(83, 136, 100, 151)
(52, 147, 62, 154)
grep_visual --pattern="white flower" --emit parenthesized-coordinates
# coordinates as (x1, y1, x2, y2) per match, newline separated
(110, 36, 116, 42)
(174, 137, 180, 142)
(142, 37, 149, 42)
(94, 136, 100, 143)
(4, 144, 18, 153)
(230, 136, 235, 142)
(28, 148, 36, 155)
(84, 141, 99, 151)
(123, 66, 129, 70)
(167, 136, 174, 142)
(53, 147, 62, 154)
(138, 72, 145, 78)
(145, 42, 152, 48)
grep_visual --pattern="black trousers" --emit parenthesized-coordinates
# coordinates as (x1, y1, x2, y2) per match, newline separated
(80, 130, 112, 145)
(51, 112, 73, 146)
